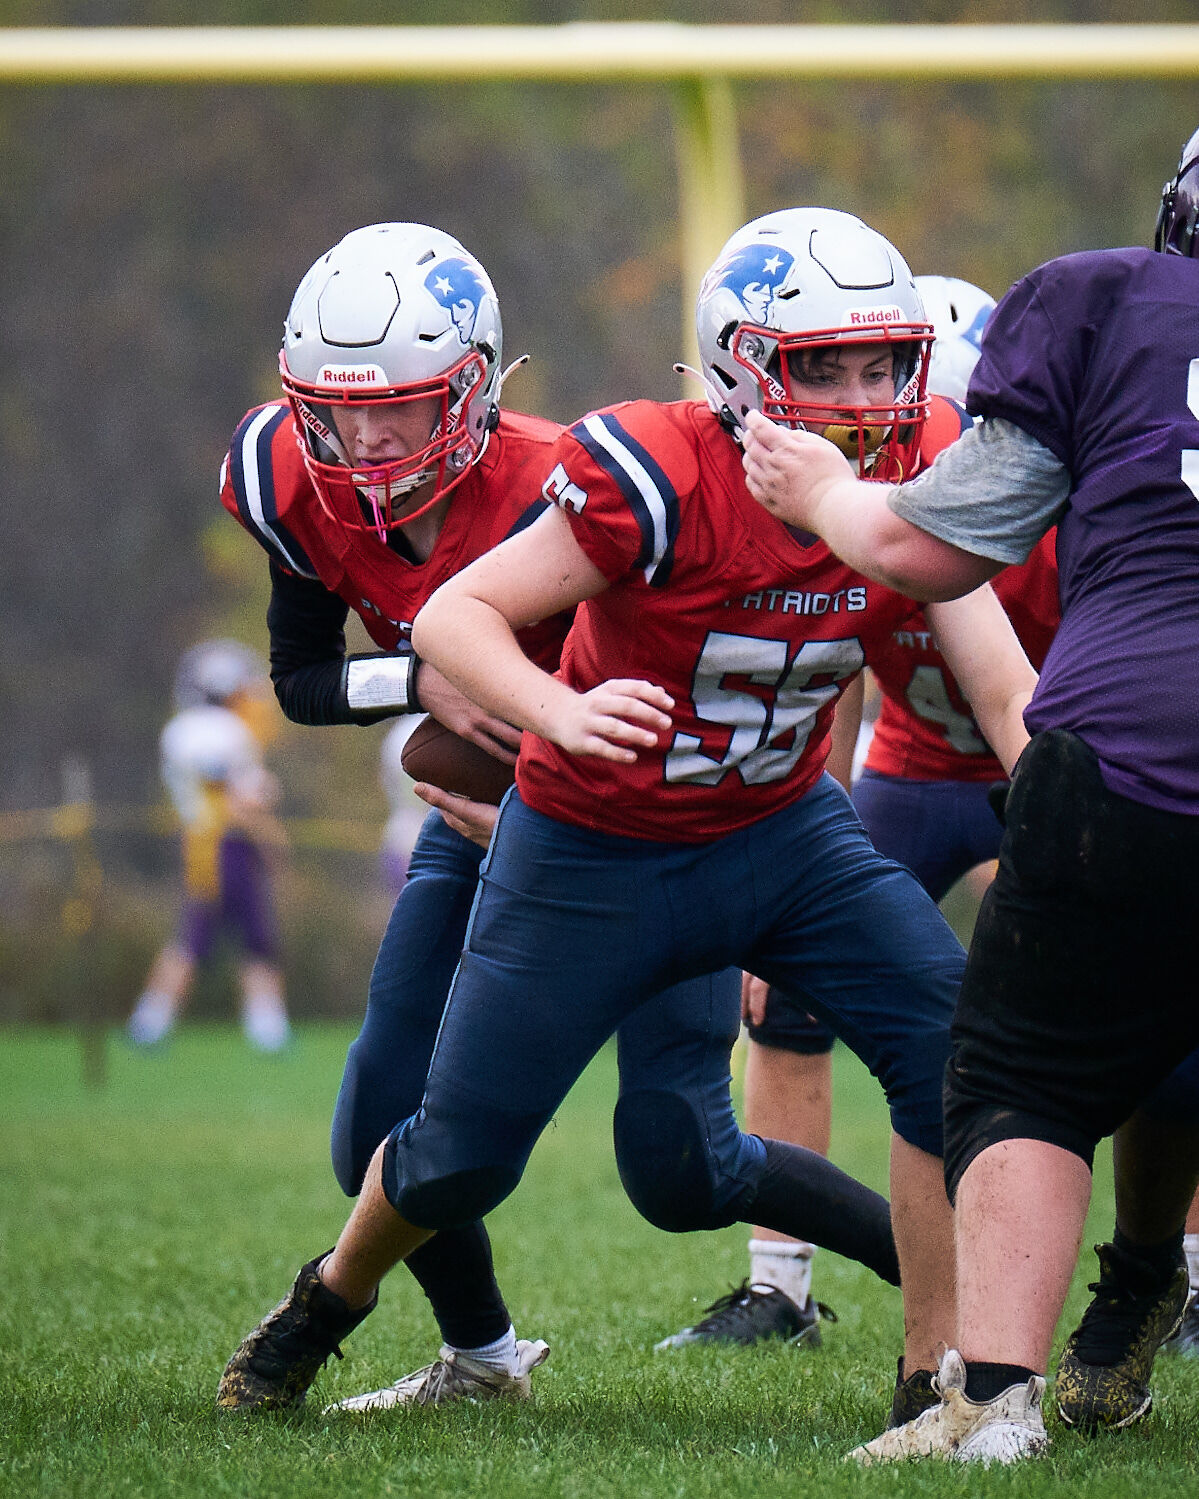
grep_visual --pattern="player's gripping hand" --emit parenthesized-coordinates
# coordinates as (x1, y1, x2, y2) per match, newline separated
(413, 783, 499, 850)
(741, 409, 856, 528)
(547, 679, 674, 762)
(415, 660, 522, 764)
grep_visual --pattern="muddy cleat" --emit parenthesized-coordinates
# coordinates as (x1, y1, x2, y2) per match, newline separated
(324, 1338, 550, 1413)
(217, 1252, 378, 1411)
(849, 1349, 1048, 1465)
(1055, 1240, 1188, 1431)
(888, 1356, 940, 1428)
(654, 1280, 835, 1350)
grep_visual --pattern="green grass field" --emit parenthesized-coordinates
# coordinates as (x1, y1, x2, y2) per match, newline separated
(2, 1024, 1197, 1497)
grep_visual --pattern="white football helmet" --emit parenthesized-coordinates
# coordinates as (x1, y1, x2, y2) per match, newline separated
(695, 207, 932, 480)
(173, 639, 266, 711)
(281, 223, 503, 537)
(914, 275, 996, 404)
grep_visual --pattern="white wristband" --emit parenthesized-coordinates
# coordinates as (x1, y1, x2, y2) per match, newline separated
(345, 655, 418, 712)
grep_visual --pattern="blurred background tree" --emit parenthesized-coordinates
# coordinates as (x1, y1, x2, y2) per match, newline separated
(1, 0, 1194, 1020)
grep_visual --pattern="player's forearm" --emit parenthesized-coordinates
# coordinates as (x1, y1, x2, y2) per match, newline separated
(824, 672, 864, 792)
(267, 559, 417, 725)
(810, 481, 996, 601)
(412, 589, 575, 743)
(927, 591, 1037, 776)
(960, 679, 1033, 778)
(984, 691, 1034, 777)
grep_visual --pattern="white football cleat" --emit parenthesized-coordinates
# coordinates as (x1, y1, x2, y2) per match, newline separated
(324, 1338, 549, 1413)
(848, 1348, 1048, 1465)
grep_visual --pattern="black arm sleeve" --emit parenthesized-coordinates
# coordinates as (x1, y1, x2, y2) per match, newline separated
(266, 561, 402, 726)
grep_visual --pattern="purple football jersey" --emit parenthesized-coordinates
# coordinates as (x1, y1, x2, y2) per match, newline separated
(968, 248, 1199, 814)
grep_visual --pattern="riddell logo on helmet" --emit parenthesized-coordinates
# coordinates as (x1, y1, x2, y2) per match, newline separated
(845, 306, 907, 326)
(318, 364, 389, 387)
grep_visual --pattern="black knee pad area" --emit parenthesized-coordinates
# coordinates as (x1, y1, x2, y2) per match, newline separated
(389, 1162, 523, 1232)
(942, 1099, 1097, 1205)
(614, 1090, 731, 1233)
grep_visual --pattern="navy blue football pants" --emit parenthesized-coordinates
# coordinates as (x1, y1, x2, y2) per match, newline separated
(331, 811, 516, 1347)
(749, 772, 1005, 1055)
(331, 810, 775, 1340)
(331, 810, 750, 1213)
(854, 770, 1005, 904)
(381, 776, 962, 1233)
(332, 798, 906, 1336)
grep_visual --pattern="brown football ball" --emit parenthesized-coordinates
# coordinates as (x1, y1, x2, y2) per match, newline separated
(400, 716, 517, 806)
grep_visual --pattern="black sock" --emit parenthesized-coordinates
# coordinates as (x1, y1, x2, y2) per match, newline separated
(745, 1138, 900, 1286)
(1112, 1225, 1185, 1291)
(964, 1361, 1037, 1402)
(404, 1221, 512, 1349)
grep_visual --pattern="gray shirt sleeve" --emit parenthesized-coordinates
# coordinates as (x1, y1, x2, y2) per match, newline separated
(886, 417, 1071, 565)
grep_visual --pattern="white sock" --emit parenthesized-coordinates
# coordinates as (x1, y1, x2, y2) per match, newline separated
(242, 994, 291, 1052)
(1184, 1232, 1199, 1296)
(452, 1324, 518, 1373)
(127, 991, 175, 1046)
(748, 1238, 814, 1309)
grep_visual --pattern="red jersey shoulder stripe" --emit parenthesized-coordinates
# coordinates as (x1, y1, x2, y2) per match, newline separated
(226, 404, 319, 579)
(570, 411, 681, 587)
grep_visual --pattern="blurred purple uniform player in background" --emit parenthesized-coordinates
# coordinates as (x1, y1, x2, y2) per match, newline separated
(127, 640, 291, 1053)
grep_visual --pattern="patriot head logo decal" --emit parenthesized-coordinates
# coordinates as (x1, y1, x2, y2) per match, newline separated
(425, 257, 490, 344)
(702, 243, 796, 327)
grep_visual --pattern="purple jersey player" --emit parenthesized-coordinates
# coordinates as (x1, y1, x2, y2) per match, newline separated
(739, 130, 1199, 1464)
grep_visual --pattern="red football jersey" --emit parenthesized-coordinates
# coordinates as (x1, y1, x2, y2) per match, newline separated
(864, 530, 1060, 782)
(517, 399, 928, 842)
(219, 402, 570, 671)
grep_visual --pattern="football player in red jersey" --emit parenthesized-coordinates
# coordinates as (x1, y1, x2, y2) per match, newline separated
(218, 208, 1036, 1430)
(653, 277, 1032, 1364)
(217, 220, 904, 1414)
(218, 222, 563, 1408)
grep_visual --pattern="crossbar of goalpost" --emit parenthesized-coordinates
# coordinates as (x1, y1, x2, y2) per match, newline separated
(4, 22, 1195, 374)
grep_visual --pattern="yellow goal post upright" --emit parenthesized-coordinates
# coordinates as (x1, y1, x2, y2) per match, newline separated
(3, 22, 1198, 377)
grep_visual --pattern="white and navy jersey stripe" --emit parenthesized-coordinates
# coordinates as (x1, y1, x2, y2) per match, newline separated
(571, 412, 680, 587)
(225, 405, 319, 579)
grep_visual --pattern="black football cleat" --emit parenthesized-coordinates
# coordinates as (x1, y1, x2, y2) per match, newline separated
(1056, 1241, 1188, 1431)
(655, 1280, 835, 1350)
(888, 1356, 941, 1428)
(217, 1252, 377, 1411)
